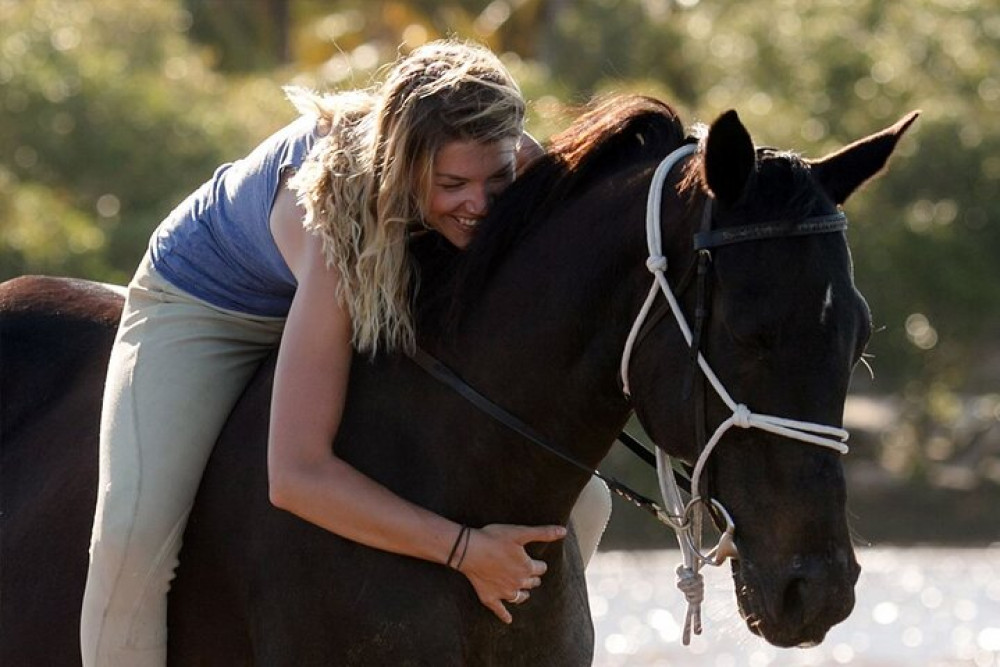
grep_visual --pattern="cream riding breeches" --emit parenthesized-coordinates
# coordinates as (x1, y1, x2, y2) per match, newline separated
(80, 258, 285, 667)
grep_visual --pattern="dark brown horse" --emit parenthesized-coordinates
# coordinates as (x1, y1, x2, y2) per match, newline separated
(1, 95, 916, 665)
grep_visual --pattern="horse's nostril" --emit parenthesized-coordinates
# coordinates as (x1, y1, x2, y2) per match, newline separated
(782, 576, 809, 624)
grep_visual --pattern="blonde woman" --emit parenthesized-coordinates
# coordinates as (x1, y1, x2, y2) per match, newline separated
(81, 40, 610, 666)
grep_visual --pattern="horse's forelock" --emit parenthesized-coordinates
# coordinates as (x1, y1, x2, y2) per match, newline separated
(750, 151, 826, 220)
(681, 148, 827, 225)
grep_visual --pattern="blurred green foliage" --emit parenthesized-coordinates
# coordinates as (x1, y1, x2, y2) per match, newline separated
(0, 0, 296, 282)
(2, 0, 997, 508)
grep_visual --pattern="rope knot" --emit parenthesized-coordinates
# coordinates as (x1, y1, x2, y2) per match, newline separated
(646, 255, 667, 273)
(733, 404, 752, 428)
(675, 564, 704, 605)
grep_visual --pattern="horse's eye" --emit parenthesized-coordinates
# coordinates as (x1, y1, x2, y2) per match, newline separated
(726, 325, 773, 360)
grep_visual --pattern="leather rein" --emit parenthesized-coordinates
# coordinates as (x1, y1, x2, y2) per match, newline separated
(410, 140, 853, 644)
(409, 349, 670, 517)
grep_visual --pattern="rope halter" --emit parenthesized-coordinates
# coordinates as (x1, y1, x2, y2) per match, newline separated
(620, 143, 851, 645)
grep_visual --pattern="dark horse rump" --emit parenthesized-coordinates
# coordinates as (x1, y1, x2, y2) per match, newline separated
(1, 278, 118, 666)
(2, 95, 916, 665)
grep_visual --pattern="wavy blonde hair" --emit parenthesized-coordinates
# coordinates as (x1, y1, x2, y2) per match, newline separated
(287, 40, 525, 355)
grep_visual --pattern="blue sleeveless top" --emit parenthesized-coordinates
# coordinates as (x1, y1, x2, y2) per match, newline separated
(149, 115, 321, 317)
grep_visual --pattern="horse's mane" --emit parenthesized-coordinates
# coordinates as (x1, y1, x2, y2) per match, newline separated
(412, 94, 688, 333)
(464, 95, 687, 281)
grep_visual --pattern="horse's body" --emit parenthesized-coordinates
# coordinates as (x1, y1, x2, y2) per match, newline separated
(0, 96, 915, 665)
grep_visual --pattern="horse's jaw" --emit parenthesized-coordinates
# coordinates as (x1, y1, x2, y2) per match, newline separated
(729, 543, 860, 647)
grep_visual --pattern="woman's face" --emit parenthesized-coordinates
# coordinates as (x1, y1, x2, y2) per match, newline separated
(424, 137, 518, 249)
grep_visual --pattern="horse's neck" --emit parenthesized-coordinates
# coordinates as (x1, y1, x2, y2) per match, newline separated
(434, 184, 656, 470)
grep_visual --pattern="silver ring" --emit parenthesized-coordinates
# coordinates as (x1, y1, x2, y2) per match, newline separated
(508, 590, 527, 605)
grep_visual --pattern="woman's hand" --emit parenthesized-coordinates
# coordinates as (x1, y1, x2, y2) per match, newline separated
(457, 523, 567, 624)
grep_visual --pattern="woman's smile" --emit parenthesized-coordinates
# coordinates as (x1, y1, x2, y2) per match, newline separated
(425, 138, 517, 248)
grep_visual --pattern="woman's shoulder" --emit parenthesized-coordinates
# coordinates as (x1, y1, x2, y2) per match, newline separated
(236, 115, 324, 175)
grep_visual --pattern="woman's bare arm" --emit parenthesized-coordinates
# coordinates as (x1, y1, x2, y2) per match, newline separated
(266, 178, 565, 622)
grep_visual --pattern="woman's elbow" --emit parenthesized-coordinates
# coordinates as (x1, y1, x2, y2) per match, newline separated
(268, 471, 291, 511)
(267, 461, 303, 512)
(267, 451, 337, 512)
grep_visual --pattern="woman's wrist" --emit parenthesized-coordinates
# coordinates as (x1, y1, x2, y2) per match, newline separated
(446, 524, 472, 570)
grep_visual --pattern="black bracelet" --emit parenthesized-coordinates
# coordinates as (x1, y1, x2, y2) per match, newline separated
(455, 526, 472, 571)
(446, 525, 470, 569)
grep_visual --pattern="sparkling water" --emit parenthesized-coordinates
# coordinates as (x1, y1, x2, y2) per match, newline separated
(586, 547, 999, 666)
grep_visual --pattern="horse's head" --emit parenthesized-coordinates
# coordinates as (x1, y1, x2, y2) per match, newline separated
(626, 108, 918, 647)
(414, 96, 915, 647)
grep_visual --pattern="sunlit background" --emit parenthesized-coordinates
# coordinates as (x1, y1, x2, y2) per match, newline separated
(2, 0, 997, 663)
(587, 547, 999, 665)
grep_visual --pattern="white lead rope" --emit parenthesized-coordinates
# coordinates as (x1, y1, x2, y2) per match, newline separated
(620, 143, 850, 645)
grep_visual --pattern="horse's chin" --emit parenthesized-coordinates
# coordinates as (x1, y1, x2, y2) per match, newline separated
(731, 559, 854, 648)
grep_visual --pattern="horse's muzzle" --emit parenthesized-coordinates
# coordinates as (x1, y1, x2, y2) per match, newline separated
(733, 547, 861, 648)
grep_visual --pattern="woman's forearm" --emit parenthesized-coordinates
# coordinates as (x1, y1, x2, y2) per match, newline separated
(268, 198, 565, 623)
(268, 453, 458, 565)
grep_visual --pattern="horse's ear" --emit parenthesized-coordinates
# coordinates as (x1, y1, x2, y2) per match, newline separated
(810, 111, 920, 205)
(703, 110, 756, 208)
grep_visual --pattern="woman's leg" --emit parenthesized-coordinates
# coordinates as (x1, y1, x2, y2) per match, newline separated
(80, 262, 283, 666)
(570, 476, 612, 567)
